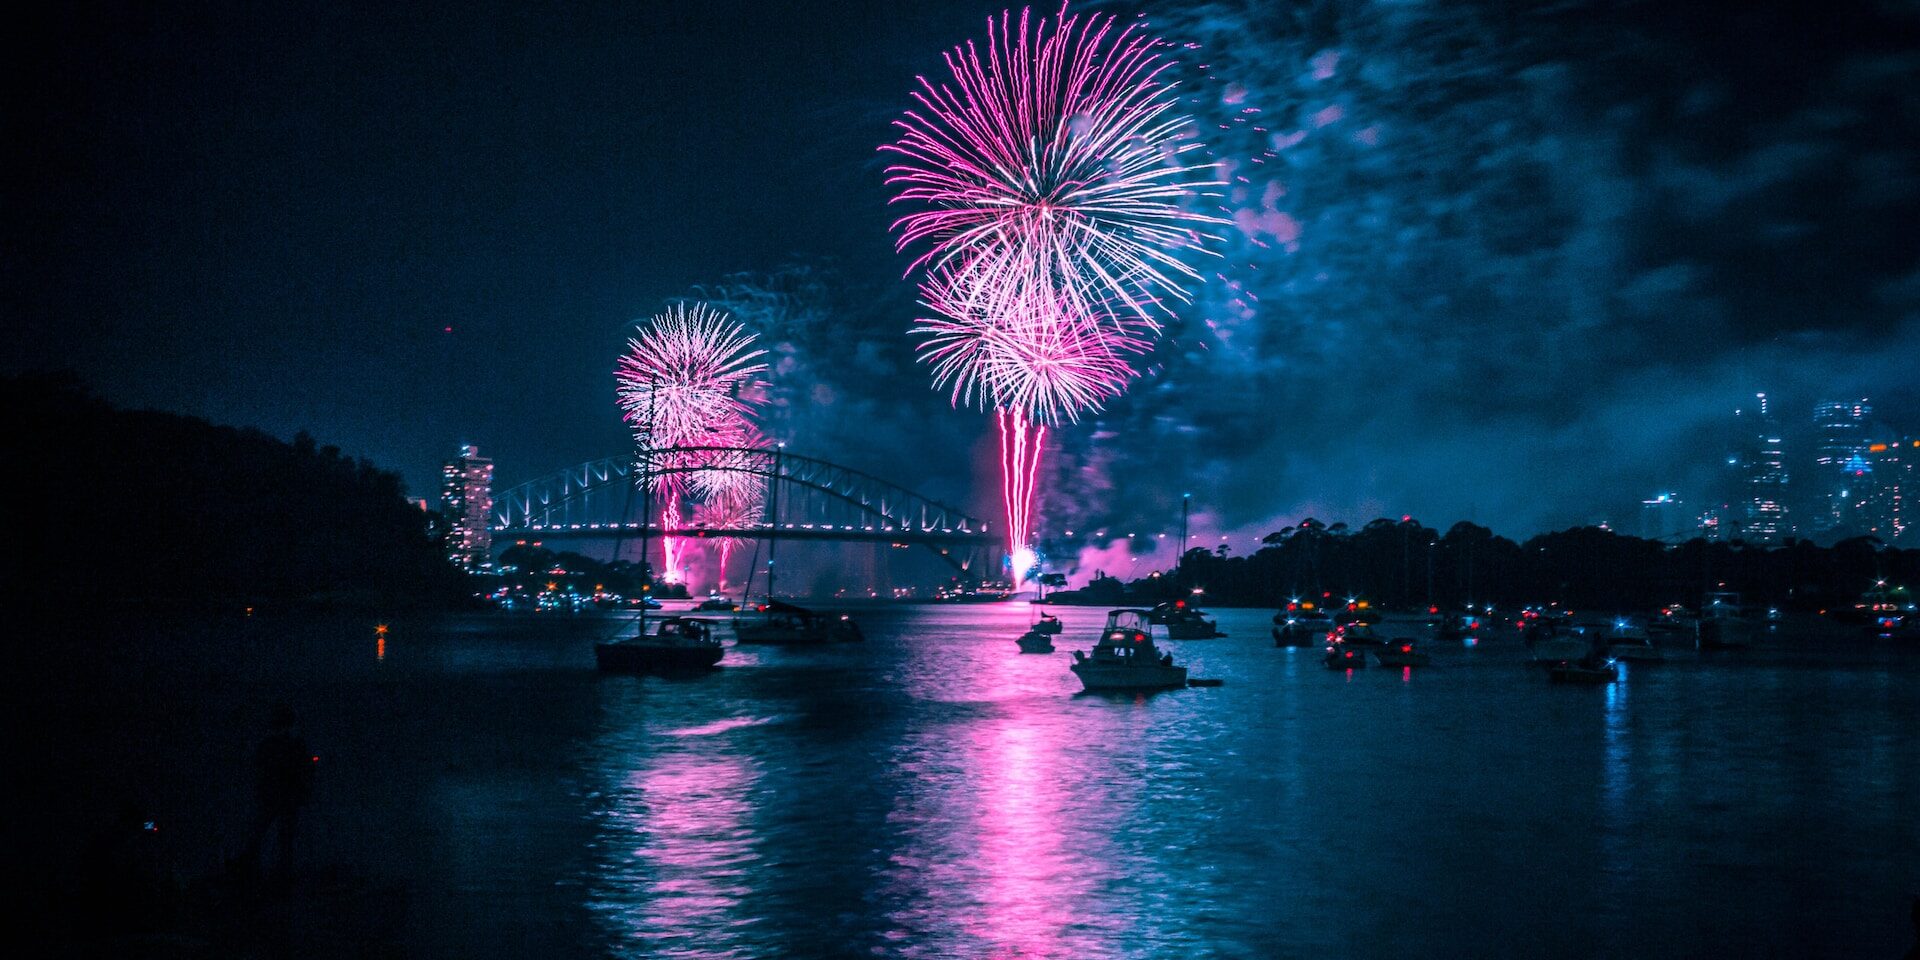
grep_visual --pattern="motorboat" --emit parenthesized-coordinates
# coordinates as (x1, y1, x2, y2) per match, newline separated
(595, 616, 723, 672)
(1698, 590, 1753, 649)
(1149, 600, 1224, 638)
(1332, 622, 1388, 647)
(1324, 643, 1368, 669)
(1015, 630, 1055, 654)
(1030, 611, 1064, 635)
(1549, 654, 1618, 684)
(1334, 607, 1384, 626)
(1273, 611, 1336, 647)
(1602, 619, 1665, 662)
(1647, 605, 1697, 639)
(733, 599, 864, 645)
(695, 594, 739, 612)
(1528, 630, 1590, 665)
(1372, 639, 1431, 668)
(1070, 609, 1188, 691)
(1436, 612, 1483, 643)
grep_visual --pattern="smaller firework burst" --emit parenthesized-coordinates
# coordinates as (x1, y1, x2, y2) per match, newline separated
(615, 301, 768, 449)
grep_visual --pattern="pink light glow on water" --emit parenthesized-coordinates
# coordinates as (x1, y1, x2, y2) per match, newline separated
(1309, 48, 1341, 81)
(603, 749, 758, 951)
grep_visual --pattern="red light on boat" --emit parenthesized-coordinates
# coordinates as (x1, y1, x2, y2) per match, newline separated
(1401, 644, 1412, 652)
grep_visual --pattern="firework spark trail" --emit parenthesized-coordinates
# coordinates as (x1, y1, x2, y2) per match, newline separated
(616, 302, 768, 585)
(916, 244, 1147, 424)
(997, 408, 1047, 557)
(616, 302, 768, 448)
(692, 492, 764, 592)
(886, 5, 1222, 576)
(686, 416, 768, 503)
(883, 4, 1227, 329)
(659, 496, 686, 583)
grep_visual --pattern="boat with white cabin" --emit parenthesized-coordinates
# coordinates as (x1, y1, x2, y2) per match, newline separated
(1070, 609, 1188, 691)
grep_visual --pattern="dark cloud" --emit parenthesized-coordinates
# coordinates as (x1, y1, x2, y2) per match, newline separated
(1024, 0, 1920, 552)
(4, 0, 1916, 570)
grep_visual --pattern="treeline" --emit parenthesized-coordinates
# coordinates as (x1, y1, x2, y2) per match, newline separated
(3, 374, 465, 610)
(492, 543, 685, 599)
(1062, 517, 1916, 611)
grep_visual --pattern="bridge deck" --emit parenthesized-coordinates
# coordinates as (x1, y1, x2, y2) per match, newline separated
(497, 523, 995, 545)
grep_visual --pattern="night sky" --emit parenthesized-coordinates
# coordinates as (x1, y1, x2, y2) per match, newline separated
(9, 0, 1920, 558)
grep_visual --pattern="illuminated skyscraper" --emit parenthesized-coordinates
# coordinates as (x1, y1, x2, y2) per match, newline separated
(1811, 398, 1873, 536)
(1737, 394, 1790, 544)
(441, 444, 494, 570)
(1865, 438, 1915, 543)
(1640, 492, 1685, 541)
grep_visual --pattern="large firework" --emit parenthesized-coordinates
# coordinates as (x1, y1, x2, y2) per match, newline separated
(884, 3, 1221, 571)
(883, 4, 1226, 327)
(616, 302, 768, 584)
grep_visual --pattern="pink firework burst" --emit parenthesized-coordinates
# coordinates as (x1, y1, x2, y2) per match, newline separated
(615, 301, 768, 449)
(883, 3, 1226, 327)
(915, 245, 1147, 425)
(684, 414, 769, 503)
(691, 490, 764, 591)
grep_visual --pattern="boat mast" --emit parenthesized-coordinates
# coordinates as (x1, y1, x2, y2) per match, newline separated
(1178, 492, 1191, 576)
(764, 442, 783, 602)
(636, 381, 655, 633)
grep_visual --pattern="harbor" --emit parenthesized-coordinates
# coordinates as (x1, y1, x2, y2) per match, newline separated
(22, 602, 1919, 957)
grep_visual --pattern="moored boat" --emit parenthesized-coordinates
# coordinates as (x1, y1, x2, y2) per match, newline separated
(1332, 622, 1388, 647)
(1070, 609, 1188, 691)
(1030, 611, 1064, 635)
(1150, 599, 1224, 639)
(734, 599, 864, 645)
(595, 616, 724, 672)
(1602, 618, 1665, 662)
(1698, 590, 1753, 649)
(1549, 655, 1618, 684)
(1015, 630, 1055, 654)
(1273, 611, 1336, 647)
(1373, 639, 1431, 668)
(1324, 643, 1368, 669)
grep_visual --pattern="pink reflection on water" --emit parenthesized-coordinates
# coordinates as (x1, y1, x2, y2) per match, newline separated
(884, 644, 1121, 957)
(600, 748, 758, 955)
(964, 720, 1091, 956)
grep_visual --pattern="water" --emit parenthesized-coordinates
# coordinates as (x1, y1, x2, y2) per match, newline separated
(29, 606, 1920, 957)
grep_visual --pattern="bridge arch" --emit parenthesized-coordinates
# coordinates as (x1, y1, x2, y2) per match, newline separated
(490, 447, 996, 566)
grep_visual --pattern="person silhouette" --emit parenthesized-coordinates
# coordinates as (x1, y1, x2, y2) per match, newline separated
(243, 702, 314, 888)
(1903, 895, 1920, 960)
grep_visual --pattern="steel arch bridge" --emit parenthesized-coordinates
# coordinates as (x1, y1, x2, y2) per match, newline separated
(491, 446, 996, 567)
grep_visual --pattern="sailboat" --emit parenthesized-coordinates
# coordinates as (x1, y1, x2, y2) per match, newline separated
(729, 444, 863, 645)
(596, 390, 724, 672)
